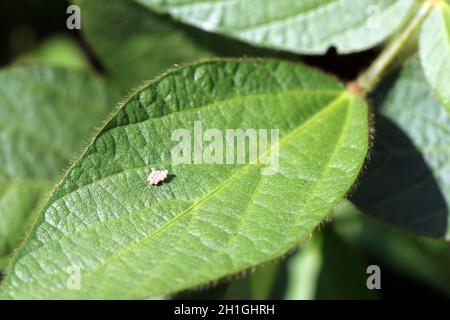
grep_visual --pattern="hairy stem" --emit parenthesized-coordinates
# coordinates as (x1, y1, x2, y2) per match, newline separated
(356, 0, 435, 93)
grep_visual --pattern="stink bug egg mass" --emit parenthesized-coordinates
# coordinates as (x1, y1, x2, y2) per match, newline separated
(147, 168, 169, 185)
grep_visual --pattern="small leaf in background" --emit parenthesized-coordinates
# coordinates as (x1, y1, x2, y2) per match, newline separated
(283, 234, 323, 300)
(351, 57, 450, 239)
(137, 0, 415, 55)
(15, 35, 91, 71)
(0, 59, 368, 299)
(419, 0, 450, 113)
(0, 66, 121, 271)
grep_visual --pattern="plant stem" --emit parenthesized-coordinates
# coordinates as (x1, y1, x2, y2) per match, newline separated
(356, 0, 435, 93)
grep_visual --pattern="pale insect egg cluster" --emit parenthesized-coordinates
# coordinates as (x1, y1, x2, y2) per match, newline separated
(147, 168, 169, 185)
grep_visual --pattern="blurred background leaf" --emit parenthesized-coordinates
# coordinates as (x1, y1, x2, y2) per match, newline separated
(15, 35, 91, 71)
(137, 0, 415, 55)
(0, 66, 120, 272)
(419, 0, 450, 113)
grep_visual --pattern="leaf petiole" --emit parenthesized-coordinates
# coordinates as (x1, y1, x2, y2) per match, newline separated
(356, 0, 435, 93)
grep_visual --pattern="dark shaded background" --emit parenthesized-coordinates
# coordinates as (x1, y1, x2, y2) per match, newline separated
(0, 0, 380, 80)
(0, 0, 445, 300)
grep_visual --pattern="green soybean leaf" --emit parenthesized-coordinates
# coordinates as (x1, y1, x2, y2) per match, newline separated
(419, 0, 450, 113)
(136, 0, 415, 55)
(352, 57, 450, 239)
(0, 66, 121, 272)
(0, 59, 368, 299)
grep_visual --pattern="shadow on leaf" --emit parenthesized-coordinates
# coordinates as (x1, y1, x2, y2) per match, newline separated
(351, 66, 448, 238)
